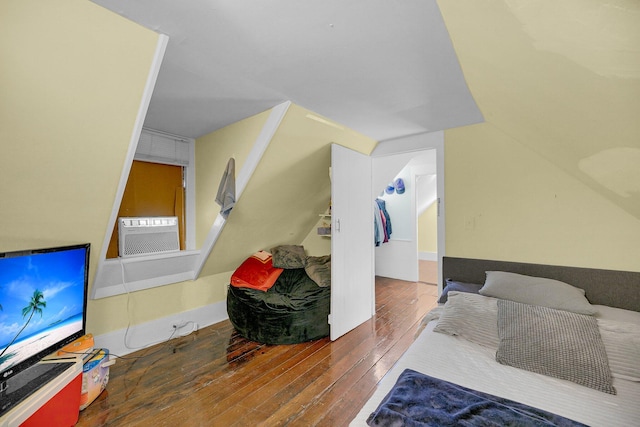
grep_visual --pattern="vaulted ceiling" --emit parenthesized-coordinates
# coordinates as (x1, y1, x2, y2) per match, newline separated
(92, 0, 640, 219)
(90, 0, 483, 142)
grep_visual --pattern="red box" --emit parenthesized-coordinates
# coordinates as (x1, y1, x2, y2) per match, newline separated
(0, 358, 82, 427)
(20, 373, 82, 427)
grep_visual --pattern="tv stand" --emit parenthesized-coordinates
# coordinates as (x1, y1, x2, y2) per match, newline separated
(0, 358, 82, 427)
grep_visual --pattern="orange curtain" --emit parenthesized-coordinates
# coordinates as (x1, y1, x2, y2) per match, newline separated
(106, 161, 185, 258)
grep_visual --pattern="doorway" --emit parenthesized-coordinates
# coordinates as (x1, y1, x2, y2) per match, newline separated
(372, 138, 443, 293)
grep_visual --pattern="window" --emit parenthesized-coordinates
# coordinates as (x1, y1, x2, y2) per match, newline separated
(92, 128, 196, 298)
(108, 128, 195, 258)
(106, 160, 186, 258)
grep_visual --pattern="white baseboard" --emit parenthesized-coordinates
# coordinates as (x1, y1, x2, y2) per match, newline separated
(93, 300, 228, 357)
(419, 251, 437, 261)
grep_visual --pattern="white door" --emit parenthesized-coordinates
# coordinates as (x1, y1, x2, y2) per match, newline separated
(330, 144, 374, 340)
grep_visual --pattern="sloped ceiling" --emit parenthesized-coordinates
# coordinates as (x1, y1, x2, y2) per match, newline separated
(89, 0, 639, 223)
(90, 0, 483, 142)
(437, 0, 640, 218)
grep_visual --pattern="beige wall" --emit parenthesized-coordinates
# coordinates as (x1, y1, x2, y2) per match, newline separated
(0, 1, 285, 339)
(197, 104, 376, 278)
(0, 0, 236, 338)
(300, 215, 332, 257)
(418, 202, 438, 254)
(88, 271, 232, 336)
(445, 122, 640, 272)
(439, 0, 640, 273)
(0, 0, 161, 335)
(7, 0, 635, 340)
(89, 107, 274, 336)
(195, 110, 272, 247)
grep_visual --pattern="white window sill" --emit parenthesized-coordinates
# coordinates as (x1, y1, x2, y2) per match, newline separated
(91, 250, 201, 299)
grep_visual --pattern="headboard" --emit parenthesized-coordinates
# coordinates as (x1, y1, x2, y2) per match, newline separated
(442, 257, 640, 312)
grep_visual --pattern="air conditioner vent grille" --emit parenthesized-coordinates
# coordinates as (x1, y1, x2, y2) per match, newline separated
(118, 216, 179, 258)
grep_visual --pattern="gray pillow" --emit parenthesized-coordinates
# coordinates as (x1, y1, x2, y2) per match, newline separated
(305, 255, 331, 287)
(497, 299, 615, 394)
(479, 271, 596, 315)
(270, 245, 306, 269)
(433, 292, 500, 349)
(438, 279, 483, 304)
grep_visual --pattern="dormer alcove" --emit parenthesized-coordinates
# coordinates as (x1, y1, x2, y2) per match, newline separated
(91, 101, 377, 300)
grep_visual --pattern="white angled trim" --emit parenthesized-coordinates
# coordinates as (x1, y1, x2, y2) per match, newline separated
(92, 34, 169, 299)
(193, 101, 291, 279)
(235, 101, 291, 200)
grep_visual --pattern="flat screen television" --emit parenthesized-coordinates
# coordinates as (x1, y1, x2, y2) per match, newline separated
(0, 243, 89, 412)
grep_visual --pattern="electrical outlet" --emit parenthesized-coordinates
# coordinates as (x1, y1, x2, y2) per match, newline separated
(173, 320, 188, 329)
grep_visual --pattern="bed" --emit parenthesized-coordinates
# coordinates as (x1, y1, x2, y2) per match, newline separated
(351, 257, 640, 426)
(226, 246, 331, 345)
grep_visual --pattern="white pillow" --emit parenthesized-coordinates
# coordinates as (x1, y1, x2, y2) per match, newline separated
(479, 271, 597, 315)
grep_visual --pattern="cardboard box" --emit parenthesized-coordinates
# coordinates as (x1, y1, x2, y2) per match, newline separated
(317, 226, 331, 236)
(79, 349, 112, 411)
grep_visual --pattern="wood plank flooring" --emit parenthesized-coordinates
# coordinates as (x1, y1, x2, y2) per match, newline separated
(76, 277, 438, 426)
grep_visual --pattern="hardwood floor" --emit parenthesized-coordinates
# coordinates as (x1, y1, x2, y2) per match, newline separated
(76, 277, 439, 426)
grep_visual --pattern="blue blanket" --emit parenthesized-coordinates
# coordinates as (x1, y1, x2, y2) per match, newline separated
(366, 369, 587, 426)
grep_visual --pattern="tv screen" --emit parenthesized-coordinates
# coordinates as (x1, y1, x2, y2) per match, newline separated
(0, 243, 89, 386)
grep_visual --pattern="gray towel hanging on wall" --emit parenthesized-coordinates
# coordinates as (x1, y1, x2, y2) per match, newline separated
(215, 157, 236, 218)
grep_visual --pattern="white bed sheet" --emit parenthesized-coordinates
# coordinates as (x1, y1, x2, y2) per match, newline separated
(350, 321, 640, 427)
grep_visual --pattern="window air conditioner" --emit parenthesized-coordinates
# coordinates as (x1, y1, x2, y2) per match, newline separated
(118, 216, 180, 258)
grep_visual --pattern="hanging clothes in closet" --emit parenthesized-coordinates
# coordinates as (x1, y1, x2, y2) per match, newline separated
(374, 198, 392, 246)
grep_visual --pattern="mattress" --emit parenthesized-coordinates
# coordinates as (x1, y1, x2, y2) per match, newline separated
(350, 321, 640, 426)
